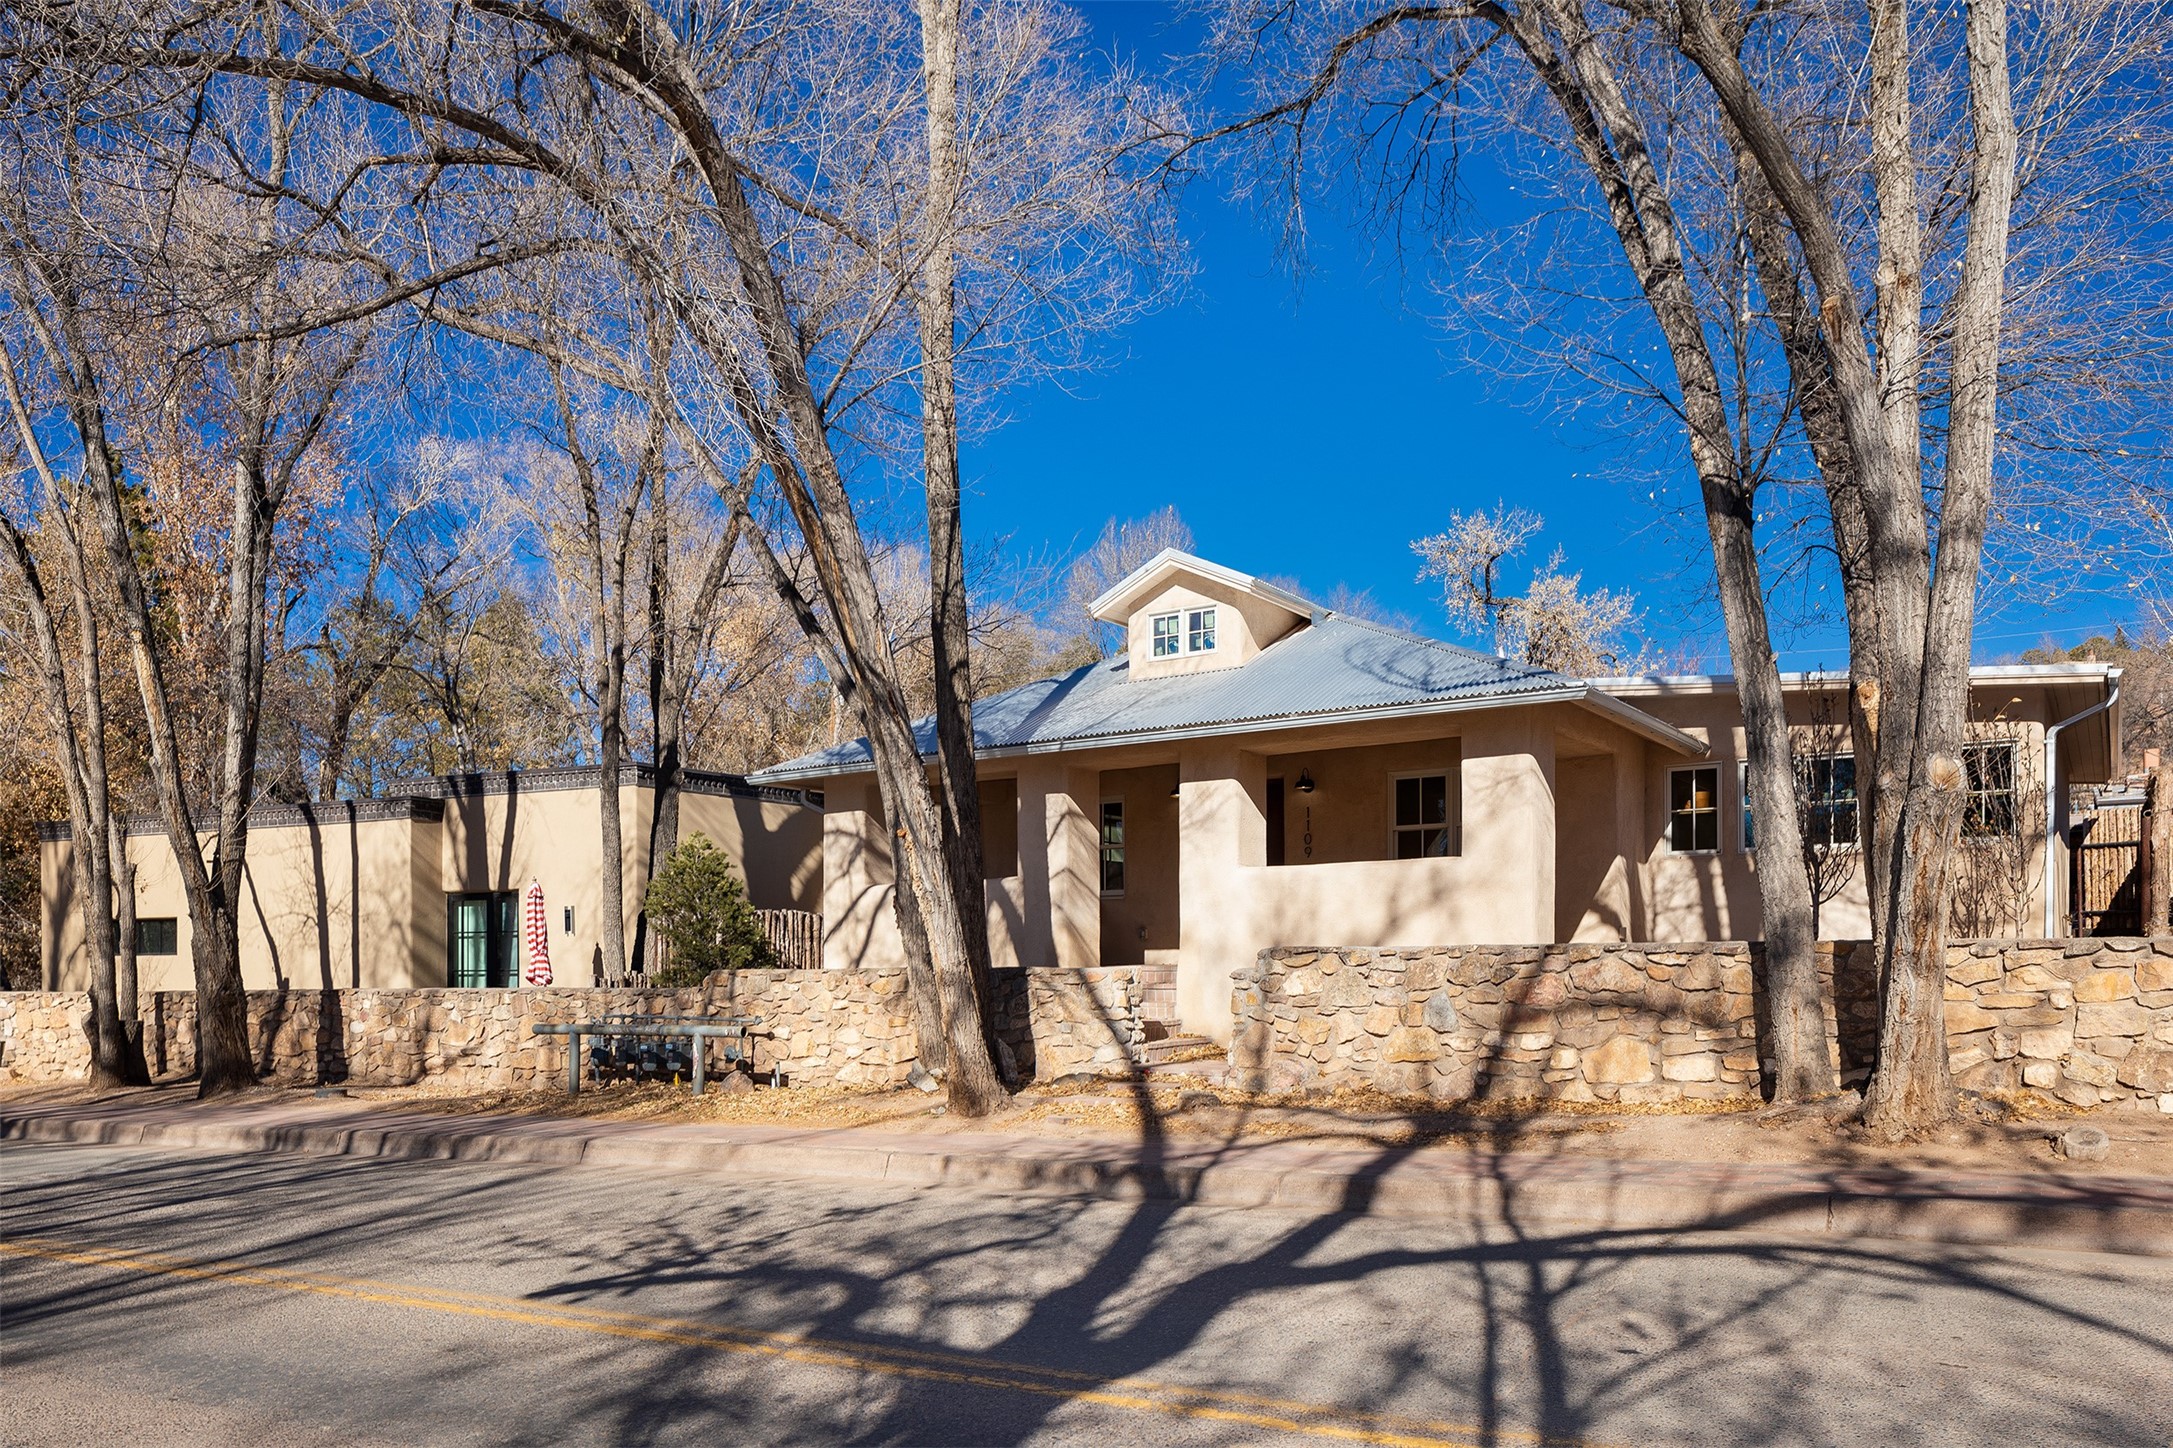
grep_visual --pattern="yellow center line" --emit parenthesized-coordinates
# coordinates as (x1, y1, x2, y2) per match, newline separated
(1, 1236, 1607, 1448)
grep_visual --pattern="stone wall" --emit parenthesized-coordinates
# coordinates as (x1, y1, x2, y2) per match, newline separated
(1232, 938, 2173, 1113)
(0, 966, 1146, 1092)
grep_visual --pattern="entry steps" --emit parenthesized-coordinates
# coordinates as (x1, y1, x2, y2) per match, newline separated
(1133, 962, 1218, 1069)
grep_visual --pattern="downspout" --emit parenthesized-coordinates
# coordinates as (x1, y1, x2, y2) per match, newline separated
(2042, 670, 2123, 938)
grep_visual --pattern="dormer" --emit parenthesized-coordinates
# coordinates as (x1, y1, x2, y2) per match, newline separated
(1089, 550, 1315, 680)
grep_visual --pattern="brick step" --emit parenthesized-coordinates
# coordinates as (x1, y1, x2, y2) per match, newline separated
(1132, 964, 1178, 988)
(1138, 1033, 1217, 1066)
(1138, 989, 1182, 1025)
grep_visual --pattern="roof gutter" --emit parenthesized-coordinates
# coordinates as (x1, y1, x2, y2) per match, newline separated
(2043, 669, 2122, 938)
(751, 684, 1707, 783)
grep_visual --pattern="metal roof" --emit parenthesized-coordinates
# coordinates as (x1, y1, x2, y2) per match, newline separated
(753, 612, 1707, 783)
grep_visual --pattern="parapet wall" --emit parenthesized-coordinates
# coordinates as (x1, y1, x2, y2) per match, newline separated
(1232, 938, 2173, 1113)
(0, 966, 1146, 1092)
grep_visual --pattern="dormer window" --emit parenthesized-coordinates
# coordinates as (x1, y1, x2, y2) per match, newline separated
(1149, 607, 1216, 657)
(1187, 607, 1216, 653)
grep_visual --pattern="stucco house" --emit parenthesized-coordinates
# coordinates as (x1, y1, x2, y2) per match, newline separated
(753, 550, 2124, 1043)
(40, 766, 823, 994)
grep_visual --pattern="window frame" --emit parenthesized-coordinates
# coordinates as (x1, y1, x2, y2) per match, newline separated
(1186, 605, 1217, 654)
(134, 916, 178, 957)
(1961, 739, 2020, 839)
(1667, 764, 1721, 855)
(1098, 798, 1126, 898)
(1149, 611, 1182, 659)
(1799, 752, 1859, 850)
(1388, 770, 1456, 860)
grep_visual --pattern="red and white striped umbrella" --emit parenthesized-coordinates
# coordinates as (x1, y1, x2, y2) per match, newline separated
(522, 878, 553, 987)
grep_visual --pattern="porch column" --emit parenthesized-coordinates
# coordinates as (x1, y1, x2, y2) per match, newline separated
(1461, 710, 1557, 942)
(1016, 759, 1099, 970)
(820, 778, 905, 970)
(1177, 741, 1267, 1043)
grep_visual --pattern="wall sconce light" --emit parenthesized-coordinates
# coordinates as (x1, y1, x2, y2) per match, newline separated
(1169, 778, 1181, 798)
(563, 905, 575, 935)
(1295, 770, 1316, 794)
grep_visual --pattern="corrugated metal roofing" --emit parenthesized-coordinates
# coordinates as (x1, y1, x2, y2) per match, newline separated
(754, 612, 1620, 781)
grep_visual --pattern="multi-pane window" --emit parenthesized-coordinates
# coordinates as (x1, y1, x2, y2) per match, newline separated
(1098, 800, 1126, 896)
(134, 917, 178, 956)
(449, 891, 519, 988)
(1151, 612, 1182, 658)
(1392, 774, 1453, 859)
(1668, 766, 1720, 853)
(1801, 754, 1858, 848)
(1187, 606, 1217, 653)
(1963, 741, 2018, 837)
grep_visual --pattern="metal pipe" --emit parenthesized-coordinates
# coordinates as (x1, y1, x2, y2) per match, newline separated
(2043, 671, 2123, 938)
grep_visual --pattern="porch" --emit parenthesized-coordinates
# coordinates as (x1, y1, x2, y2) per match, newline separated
(818, 699, 1668, 1042)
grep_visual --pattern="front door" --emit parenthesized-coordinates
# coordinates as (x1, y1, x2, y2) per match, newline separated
(450, 892, 519, 988)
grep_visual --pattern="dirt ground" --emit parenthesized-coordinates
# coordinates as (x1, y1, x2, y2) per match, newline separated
(287, 1067, 2173, 1178)
(10, 1065, 2170, 1178)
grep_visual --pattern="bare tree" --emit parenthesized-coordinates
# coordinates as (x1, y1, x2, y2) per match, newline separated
(0, 446, 143, 1085)
(1060, 506, 1195, 657)
(1199, 0, 2166, 1131)
(299, 445, 508, 800)
(1413, 502, 1648, 673)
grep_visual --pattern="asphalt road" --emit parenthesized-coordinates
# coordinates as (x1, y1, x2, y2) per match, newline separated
(2, 1142, 2168, 1447)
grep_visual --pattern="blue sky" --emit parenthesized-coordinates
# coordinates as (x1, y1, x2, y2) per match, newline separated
(957, 2, 2152, 669)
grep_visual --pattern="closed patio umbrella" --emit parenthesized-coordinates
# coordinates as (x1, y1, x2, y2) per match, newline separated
(523, 878, 553, 986)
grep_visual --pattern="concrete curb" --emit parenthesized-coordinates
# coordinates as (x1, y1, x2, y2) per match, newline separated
(5, 1110, 2169, 1258)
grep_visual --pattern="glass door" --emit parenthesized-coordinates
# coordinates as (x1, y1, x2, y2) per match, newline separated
(450, 892, 520, 987)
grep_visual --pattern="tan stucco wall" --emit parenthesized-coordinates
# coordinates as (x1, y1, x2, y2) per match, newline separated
(44, 811, 441, 993)
(43, 781, 820, 993)
(1261, 739, 1463, 864)
(1624, 681, 2060, 941)
(1096, 763, 1180, 965)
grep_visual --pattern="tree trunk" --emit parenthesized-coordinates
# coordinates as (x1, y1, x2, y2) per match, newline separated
(0, 517, 129, 1088)
(109, 813, 149, 1082)
(1864, 0, 2016, 1140)
(2144, 764, 2173, 936)
(1518, 0, 1833, 1099)
(916, 0, 1005, 1080)
(888, 799, 952, 1078)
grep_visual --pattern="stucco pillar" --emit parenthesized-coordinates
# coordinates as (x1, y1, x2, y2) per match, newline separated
(1016, 759, 1099, 970)
(1614, 738, 1650, 940)
(1177, 741, 1267, 1043)
(821, 778, 905, 970)
(1460, 710, 1557, 943)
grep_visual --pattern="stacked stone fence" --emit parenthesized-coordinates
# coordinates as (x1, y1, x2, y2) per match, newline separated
(0, 966, 1146, 1093)
(1232, 937, 2173, 1113)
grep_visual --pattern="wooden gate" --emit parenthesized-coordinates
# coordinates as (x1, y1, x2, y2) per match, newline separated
(2071, 806, 2142, 936)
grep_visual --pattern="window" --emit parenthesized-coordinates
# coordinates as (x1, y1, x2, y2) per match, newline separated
(1801, 754, 1858, 848)
(1392, 774, 1453, 859)
(1963, 742, 2018, 837)
(1187, 606, 1217, 653)
(134, 917, 177, 956)
(1668, 766, 1720, 853)
(1738, 760, 1754, 851)
(1099, 800, 1125, 895)
(449, 891, 520, 988)
(1151, 612, 1182, 658)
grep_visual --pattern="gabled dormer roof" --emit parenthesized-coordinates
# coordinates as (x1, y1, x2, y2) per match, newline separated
(1086, 549, 1318, 626)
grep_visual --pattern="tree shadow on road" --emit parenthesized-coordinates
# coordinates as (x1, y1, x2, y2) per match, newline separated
(1, 1094, 2167, 1446)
